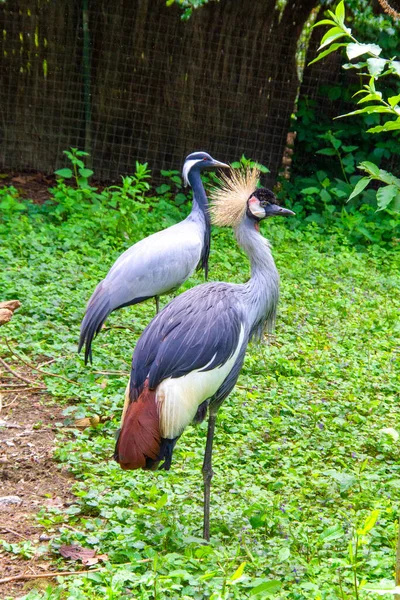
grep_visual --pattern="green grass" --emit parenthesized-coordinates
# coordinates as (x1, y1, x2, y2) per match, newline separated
(1, 191, 400, 600)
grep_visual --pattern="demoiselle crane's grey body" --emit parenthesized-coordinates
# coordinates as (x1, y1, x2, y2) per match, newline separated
(114, 168, 295, 540)
(78, 152, 228, 364)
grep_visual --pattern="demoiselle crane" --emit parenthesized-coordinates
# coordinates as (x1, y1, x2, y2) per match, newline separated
(114, 167, 294, 540)
(78, 151, 228, 364)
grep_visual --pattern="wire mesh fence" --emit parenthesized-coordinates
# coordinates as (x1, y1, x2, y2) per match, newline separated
(0, 0, 346, 183)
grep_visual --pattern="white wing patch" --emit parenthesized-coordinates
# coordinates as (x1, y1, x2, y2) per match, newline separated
(156, 326, 245, 438)
(182, 159, 202, 186)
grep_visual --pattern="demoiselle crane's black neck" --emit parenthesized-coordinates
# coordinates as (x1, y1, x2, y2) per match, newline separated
(235, 215, 280, 340)
(188, 168, 211, 279)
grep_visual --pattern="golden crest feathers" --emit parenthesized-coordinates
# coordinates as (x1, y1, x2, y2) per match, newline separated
(209, 167, 260, 227)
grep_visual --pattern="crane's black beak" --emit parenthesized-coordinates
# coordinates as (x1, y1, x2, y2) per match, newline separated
(264, 204, 295, 217)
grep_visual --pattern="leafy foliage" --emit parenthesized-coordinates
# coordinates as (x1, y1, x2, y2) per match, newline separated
(280, 127, 400, 248)
(1, 163, 399, 598)
(167, 0, 212, 20)
(311, 1, 400, 211)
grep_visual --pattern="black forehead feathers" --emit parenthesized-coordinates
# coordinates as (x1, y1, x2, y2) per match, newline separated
(251, 188, 277, 204)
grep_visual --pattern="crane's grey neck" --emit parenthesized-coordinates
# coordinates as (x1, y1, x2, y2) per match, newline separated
(187, 169, 211, 277)
(235, 215, 280, 340)
(187, 169, 208, 215)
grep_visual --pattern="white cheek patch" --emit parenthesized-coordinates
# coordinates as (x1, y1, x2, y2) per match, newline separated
(248, 196, 265, 219)
(182, 159, 202, 186)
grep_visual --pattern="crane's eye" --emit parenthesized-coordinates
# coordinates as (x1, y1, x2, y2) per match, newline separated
(202, 157, 207, 161)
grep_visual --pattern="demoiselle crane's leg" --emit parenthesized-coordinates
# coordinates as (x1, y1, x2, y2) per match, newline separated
(202, 410, 217, 541)
(155, 296, 160, 314)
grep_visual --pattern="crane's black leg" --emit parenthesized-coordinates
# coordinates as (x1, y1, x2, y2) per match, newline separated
(155, 296, 160, 314)
(202, 410, 217, 541)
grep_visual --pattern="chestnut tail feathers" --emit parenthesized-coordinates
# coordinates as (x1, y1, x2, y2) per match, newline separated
(114, 383, 161, 470)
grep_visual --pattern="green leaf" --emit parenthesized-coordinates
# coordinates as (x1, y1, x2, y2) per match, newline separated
(343, 61, 367, 70)
(367, 120, 400, 133)
(367, 58, 387, 77)
(277, 547, 290, 561)
(316, 148, 336, 156)
(156, 184, 171, 194)
(359, 161, 380, 176)
(342, 145, 358, 152)
(335, 0, 345, 23)
(321, 189, 332, 203)
(155, 493, 168, 509)
(320, 26, 343, 44)
(249, 580, 282, 596)
(376, 185, 398, 211)
(388, 95, 400, 108)
(55, 168, 73, 178)
(301, 187, 320, 194)
(318, 524, 345, 543)
(319, 29, 348, 50)
(380, 427, 399, 442)
(308, 43, 346, 66)
(357, 92, 382, 105)
(359, 509, 380, 534)
(230, 561, 246, 581)
(390, 61, 400, 76)
(175, 192, 187, 205)
(348, 177, 370, 201)
(313, 19, 336, 27)
(78, 168, 94, 178)
(375, 168, 400, 186)
(336, 105, 395, 118)
(347, 43, 382, 60)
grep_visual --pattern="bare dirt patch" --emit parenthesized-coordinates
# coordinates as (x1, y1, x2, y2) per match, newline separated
(0, 172, 55, 204)
(0, 171, 110, 205)
(0, 383, 74, 598)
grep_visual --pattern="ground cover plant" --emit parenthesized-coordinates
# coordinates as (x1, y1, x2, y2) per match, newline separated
(0, 162, 399, 599)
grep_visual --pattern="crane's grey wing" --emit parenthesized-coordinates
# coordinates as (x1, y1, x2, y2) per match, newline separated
(129, 282, 246, 400)
(78, 220, 203, 363)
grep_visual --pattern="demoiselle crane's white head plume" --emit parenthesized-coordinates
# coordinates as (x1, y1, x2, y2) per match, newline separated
(209, 166, 295, 227)
(182, 151, 229, 187)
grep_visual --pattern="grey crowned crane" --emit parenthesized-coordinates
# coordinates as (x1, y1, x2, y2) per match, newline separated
(114, 167, 294, 540)
(78, 151, 228, 364)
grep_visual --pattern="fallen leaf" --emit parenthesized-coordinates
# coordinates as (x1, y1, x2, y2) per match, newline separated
(83, 553, 108, 566)
(0, 308, 12, 326)
(73, 415, 101, 429)
(12, 175, 29, 184)
(0, 300, 21, 312)
(45, 496, 64, 508)
(59, 545, 96, 562)
(59, 545, 108, 565)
